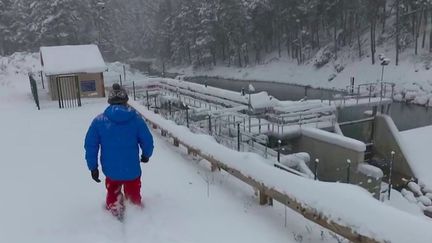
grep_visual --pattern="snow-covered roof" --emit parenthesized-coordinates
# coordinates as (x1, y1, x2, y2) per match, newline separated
(40, 45, 107, 76)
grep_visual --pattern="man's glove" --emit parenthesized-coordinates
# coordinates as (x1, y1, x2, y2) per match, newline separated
(141, 155, 149, 163)
(91, 169, 101, 183)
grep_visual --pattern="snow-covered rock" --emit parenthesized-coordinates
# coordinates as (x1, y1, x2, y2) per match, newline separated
(424, 206, 432, 218)
(423, 186, 432, 194)
(357, 163, 383, 179)
(417, 196, 432, 207)
(407, 181, 424, 197)
(401, 189, 418, 203)
(425, 193, 432, 200)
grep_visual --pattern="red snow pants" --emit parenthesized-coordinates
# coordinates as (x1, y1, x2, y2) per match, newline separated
(105, 177, 142, 212)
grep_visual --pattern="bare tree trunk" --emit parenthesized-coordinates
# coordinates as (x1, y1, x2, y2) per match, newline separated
(356, 13, 362, 58)
(286, 30, 290, 57)
(334, 23, 338, 59)
(370, 19, 376, 65)
(348, 12, 353, 46)
(244, 44, 249, 66)
(415, 8, 424, 55)
(278, 23, 282, 58)
(187, 43, 192, 64)
(395, 0, 400, 65)
(297, 32, 301, 64)
(221, 41, 226, 62)
(342, 10, 347, 46)
(237, 44, 242, 67)
(422, 11, 427, 49)
(382, 0, 387, 34)
(255, 43, 261, 64)
(316, 19, 321, 48)
(430, 9, 432, 53)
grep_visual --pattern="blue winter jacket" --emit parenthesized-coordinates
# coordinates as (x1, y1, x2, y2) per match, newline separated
(84, 105, 154, 181)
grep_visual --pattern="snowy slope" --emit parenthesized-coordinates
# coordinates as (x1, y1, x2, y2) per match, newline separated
(171, 40, 432, 106)
(0, 54, 340, 243)
(400, 125, 432, 187)
(1, 52, 431, 243)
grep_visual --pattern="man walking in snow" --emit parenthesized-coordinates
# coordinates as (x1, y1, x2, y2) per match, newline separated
(84, 83, 154, 218)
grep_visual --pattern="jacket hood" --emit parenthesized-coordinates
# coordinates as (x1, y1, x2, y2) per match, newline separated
(104, 105, 136, 124)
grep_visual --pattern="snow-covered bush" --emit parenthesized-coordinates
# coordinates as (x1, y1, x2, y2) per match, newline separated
(313, 47, 333, 68)
(334, 63, 344, 73)
(328, 73, 337, 82)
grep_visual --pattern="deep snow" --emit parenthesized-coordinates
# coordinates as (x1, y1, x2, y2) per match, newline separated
(1, 52, 431, 243)
(0, 53, 338, 243)
(171, 41, 432, 107)
(400, 125, 432, 188)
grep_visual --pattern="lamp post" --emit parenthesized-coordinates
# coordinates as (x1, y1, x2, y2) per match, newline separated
(378, 54, 391, 82)
(248, 83, 255, 133)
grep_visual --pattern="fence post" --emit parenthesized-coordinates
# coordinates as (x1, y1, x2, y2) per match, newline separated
(346, 159, 351, 183)
(168, 101, 172, 116)
(186, 105, 189, 128)
(29, 75, 40, 110)
(154, 96, 157, 111)
(75, 76, 82, 107)
(380, 82, 384, 101)
(208, 115, 212, 134)
(388, 151, 395, 200)
(314, 159, 319, 180)
(123, 65, 126, 83)
(40, 71, 45, 89)
(146, 90, 150, 110)
(56, 78, 61, 108)
(133, 81, 136, 101)
(237, 123, 241, 151)
(259, 118, 261, 133)
(357, 86, 360, 104)
(369, 84, 372, 102)
(119, 74, 122, 86)
(277, 140, 282, 162)
(248, 115, 251, 133)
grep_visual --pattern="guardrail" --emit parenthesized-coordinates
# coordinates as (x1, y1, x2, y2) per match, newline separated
(130, 101, 381, 243)
(343, 82, 395, 104)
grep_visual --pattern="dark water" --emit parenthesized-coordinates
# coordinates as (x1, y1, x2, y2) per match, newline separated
(186, 76, 340, 101)
(186, 76, 432, 137)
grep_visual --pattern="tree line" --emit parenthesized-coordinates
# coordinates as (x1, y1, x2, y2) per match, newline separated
(1, 0, 432, 67)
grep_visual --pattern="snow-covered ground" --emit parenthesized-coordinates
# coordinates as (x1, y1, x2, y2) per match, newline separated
(0, 53, 339, 243)
(171, 42, 432, 107)
(2, 52, 432, 242)
(400, 126, 432, 189)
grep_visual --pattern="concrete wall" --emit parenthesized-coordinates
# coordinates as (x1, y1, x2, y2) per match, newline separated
(351, 167, 382, 199)
(292, 128, 365, 183)
(78, 73, 105, 98)
(289, 128, 383, 198)
(372, 114, 415, 186)
(48, 73, 105, 100)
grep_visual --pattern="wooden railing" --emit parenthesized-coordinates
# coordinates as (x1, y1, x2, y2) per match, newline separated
(130, 101, 381, 243)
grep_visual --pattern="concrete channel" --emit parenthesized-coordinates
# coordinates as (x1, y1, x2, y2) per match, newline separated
(127, 78, 417, 200)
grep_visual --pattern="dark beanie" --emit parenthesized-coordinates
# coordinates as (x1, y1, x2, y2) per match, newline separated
(108, 83, 129, 105)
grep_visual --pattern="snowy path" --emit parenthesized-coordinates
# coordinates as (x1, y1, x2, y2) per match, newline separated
(0, 83, 338, 242)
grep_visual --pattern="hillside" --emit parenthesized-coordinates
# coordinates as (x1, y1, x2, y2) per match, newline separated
(172, 43, 432, 106)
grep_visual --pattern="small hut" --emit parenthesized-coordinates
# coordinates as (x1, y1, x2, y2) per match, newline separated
(40, 44, 107, 101)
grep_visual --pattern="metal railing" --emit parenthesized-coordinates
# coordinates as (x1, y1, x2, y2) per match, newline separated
(342, 82, 395, 104)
